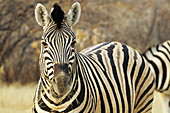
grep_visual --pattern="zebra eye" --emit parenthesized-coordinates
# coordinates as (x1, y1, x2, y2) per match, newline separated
(42, 41, 48, 48)
(71, 41, 76, 47)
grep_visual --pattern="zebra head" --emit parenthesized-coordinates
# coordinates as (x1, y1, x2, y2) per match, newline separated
(35, 2, 81, 97)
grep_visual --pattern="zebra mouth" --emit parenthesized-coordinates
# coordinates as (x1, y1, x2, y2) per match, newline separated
(51, 89, 62, 98)
(50, 76, 72, 98)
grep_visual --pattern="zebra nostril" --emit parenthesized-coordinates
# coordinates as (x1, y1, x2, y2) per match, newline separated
(68, 67, 72, 74)
(53, 79, 56, 82)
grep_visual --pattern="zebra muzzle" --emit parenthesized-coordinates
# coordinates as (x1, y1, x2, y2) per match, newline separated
(51, 63, 72, 96)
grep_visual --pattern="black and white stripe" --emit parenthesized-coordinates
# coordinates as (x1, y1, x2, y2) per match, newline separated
(142, 40, 170, 113)
(33, 2, 155, 113)
(142, 40, 170, 92)
(33, 33, 155, 113)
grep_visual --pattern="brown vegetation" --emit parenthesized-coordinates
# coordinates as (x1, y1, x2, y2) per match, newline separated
(0, 0, 169, 83)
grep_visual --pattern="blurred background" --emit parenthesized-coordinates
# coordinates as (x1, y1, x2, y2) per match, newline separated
(0, 0, 169, 112)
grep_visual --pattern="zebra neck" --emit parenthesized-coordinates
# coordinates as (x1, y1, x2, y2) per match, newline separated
(73, 53, 97, 112)
(34, 70, 82, 112)
(34, 53, 96, 112)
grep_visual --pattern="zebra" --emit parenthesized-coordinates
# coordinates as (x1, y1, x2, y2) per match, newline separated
(142, 40, 170, 113)
(33, 2, 155, 113)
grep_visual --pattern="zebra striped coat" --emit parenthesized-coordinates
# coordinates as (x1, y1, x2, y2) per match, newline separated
(33, 2, 155, 113)
(142, 40, 170, 113)
(143, 40, 170, 92)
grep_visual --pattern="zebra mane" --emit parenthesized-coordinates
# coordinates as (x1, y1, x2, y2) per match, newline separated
(51, 3, 64, 28)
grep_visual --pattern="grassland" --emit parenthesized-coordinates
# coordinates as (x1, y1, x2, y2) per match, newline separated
(0, 82, 168, 113)
(0, 82, 36, 113)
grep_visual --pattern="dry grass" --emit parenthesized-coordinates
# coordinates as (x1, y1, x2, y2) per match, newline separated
(0, 82, 168, 113)
(0, 82, 36, 113)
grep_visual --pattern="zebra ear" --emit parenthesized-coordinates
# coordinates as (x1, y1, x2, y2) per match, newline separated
(66, 2, 81, 26)
(35, 3, 50, 27)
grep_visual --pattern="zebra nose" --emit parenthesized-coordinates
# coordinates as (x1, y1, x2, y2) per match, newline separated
(52, 74, 72, 95)
(52, 63, 72, 95)
(54, 63, 69, 75)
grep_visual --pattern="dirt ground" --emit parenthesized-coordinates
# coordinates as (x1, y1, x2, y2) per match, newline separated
(0, 83, 169, 113)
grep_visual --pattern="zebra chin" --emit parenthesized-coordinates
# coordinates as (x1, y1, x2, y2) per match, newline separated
(51, 71, 72, 97)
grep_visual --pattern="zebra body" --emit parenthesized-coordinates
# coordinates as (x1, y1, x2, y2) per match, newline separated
(142, 40, 170, 113)
(33, 2, 155, 113)
(143, 40, 170, 92)
(34, 42, 155, 113)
